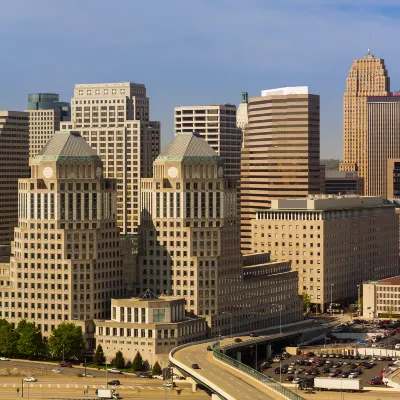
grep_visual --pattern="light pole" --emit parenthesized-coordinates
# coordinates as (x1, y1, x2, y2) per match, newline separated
(330, 284, 334, 315)
(106, 357, 108, 388)
(357, 284, 361, 317)
(222, 312, 233, 338)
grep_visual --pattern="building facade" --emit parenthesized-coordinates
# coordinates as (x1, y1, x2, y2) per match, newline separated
(174, 104, 241, 180)
(70, 82, 160, 235)
(240, 86, 321, 253)
(367, 95, 400, 197)
(0, 111, 30, 248)
(251, 196, 399, 312)
(363, 277, 400, 319)
(324, 171, 364, 195)
(236, 92, 249, 130)
(0, 131, 124, 338)
(138, 132, 303, 335)
(95, 293, 207, 366)
(387, 159, 400, 199)
(27, 93, 70, 158)
(340, 53, 390, 182)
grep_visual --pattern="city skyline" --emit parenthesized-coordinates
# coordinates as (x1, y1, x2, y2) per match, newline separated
(2, 1, 400, 158)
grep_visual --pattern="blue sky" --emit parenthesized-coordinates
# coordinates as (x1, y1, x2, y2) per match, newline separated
(1, 0, 400, 158)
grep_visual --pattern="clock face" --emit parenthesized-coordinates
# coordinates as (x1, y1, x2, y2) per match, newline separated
(43, 167, 53, 179)
(96, 167, 103, 178)
(218, 167, 224, 178)
(168, 167, 178, 178)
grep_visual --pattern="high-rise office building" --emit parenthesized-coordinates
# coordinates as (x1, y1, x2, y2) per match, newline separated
(2, 130, 124, 338)
(174, 104, 241, 179)
(324, 171, 364, 195)
(70, 82, 160, 235)
(0, 111, 30, 248)
(251, 196, 399, 312)
(387, 159, 400, 199)
(367, 95, 400, 197)
(340, 53, 390, 181)
(27, 93, 70, 157)
(139, 132, 303, 335)
(240, 86, 321, 253)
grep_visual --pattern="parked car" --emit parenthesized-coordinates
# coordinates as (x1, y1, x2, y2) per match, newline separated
(0, 357, 9, 361)
(191, 364, 200, 369)
(59, 362, 72, 368)
(286, 375, 294, 381)
(207, 345, 213, 351)
(249, 333, 259, 337)
(163, 382, 176, 388)
(109, 380, 121, 386)
(293, 377, 303, 384)
(24, 377, 37, 382)
(370, 377, 384, 385)
(234, 338, 242, 343)
(51, 368, 61, 374)
(109, 368, 121, 374)
(136, 373, 151, 378)
(342, 371, 350, 378)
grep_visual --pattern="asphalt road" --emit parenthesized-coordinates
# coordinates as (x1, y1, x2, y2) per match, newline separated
(174, 341, 276, 400)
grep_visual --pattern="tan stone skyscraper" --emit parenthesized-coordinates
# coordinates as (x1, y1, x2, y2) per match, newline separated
(240, 87, 321, 253)
(4, 131, 124, 337)
(0, 111, 30, 248)
(70, 82, 160, 235)
(340, 53, 390, 180)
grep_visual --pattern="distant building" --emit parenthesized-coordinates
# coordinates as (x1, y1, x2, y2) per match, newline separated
(367, 95, 400, 197)
(236, 92, 248, 130)
(363, 277, 400, 319)
(387, 159, 400, 199)
(324, 171, 364, 195)
(94, 292, 207, 366)
(340, 53, 390, 182)
(0, 111, 30, 248)
(26, 93, 70, 157)
(174, 104, 241, 179)
(251, 195, 399, 312)
(70, 82, 160, 236)
(240, 86, 322, 253)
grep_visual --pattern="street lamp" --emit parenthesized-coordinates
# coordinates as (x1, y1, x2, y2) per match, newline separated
(357, 284, 361, 317)
(222, 312, 233, 338)
(330, 284, 334, 315)
(105, 357, 109, 388)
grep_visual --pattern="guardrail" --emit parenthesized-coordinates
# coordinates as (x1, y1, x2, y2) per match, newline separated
(212, 342, 305, 400)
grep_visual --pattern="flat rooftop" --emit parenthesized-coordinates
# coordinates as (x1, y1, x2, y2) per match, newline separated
(261, 86, 308, 96)
(374, 276, 400, 286)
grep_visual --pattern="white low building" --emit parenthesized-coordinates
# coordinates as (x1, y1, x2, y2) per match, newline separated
(94, 290, 207, 366)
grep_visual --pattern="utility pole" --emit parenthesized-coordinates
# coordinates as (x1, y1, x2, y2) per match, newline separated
(330, 284, 334, 315)
(106, 358, 108, 388)
(21, 379, 23, 398)
(357, 284, 361, 317)
(84, 358, 87, 377)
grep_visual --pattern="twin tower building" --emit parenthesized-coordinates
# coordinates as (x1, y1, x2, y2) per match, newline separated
(1, 82, 305, 344)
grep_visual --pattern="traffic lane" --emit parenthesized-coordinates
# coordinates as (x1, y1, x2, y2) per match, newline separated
(265, 353, 395, 388)
(176, 343, 275, 400)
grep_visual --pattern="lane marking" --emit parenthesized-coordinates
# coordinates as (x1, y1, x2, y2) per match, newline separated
(13, 384, 15, 388)
(129, 386, 134, 389)
(58, 384, 60, 388)
(137, 386, 144, 389)
(146, 386, 154, 389)
(3, 384, 6, 388)
(92, 385, 96, 389)
(66, 384, 69, 388)
(101, 385, 106, 388)
(75, 384, 78, 388)
(48, 384, 51, 388)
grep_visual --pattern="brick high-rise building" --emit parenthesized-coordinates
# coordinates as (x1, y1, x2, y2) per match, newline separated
(26, 93, 70, 157)
(2, 130, 124, 339)
(174, 104, 241, 180)
(240, 87, 321, 253)
(340, 52, 390, 182)
(70, 82, 160, 235)
(0, 111, 30, 248)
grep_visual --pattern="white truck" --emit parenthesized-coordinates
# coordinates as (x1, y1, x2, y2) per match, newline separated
(97, 389, 122, 399)
(314, 377, 363, 392)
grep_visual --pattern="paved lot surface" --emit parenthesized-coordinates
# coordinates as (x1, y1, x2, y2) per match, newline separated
(263, 352, 396, 388)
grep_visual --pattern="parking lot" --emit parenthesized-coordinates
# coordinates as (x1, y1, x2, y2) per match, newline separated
(262, 351, 397, 388)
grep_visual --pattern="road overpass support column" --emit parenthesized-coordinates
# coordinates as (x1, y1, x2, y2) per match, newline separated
(267, 344, 272, 359)
(236, 351, 241, 362)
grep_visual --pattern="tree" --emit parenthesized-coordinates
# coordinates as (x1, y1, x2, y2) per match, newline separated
(93, 344, 106, 365)
(0, 320, 18, 356)
(114, 351, 125, 369)
(48, 322, 84, 360)
(152, 361, 162, 376)
(132, 351, 143, 371)
(16, 320, 44, 358)
(302, 293, 311, 313)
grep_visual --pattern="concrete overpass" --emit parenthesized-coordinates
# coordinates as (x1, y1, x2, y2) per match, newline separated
(169, 321, 331, 399)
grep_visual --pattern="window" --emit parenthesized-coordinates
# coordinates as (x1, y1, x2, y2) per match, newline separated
(153, 309, 165, 322)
